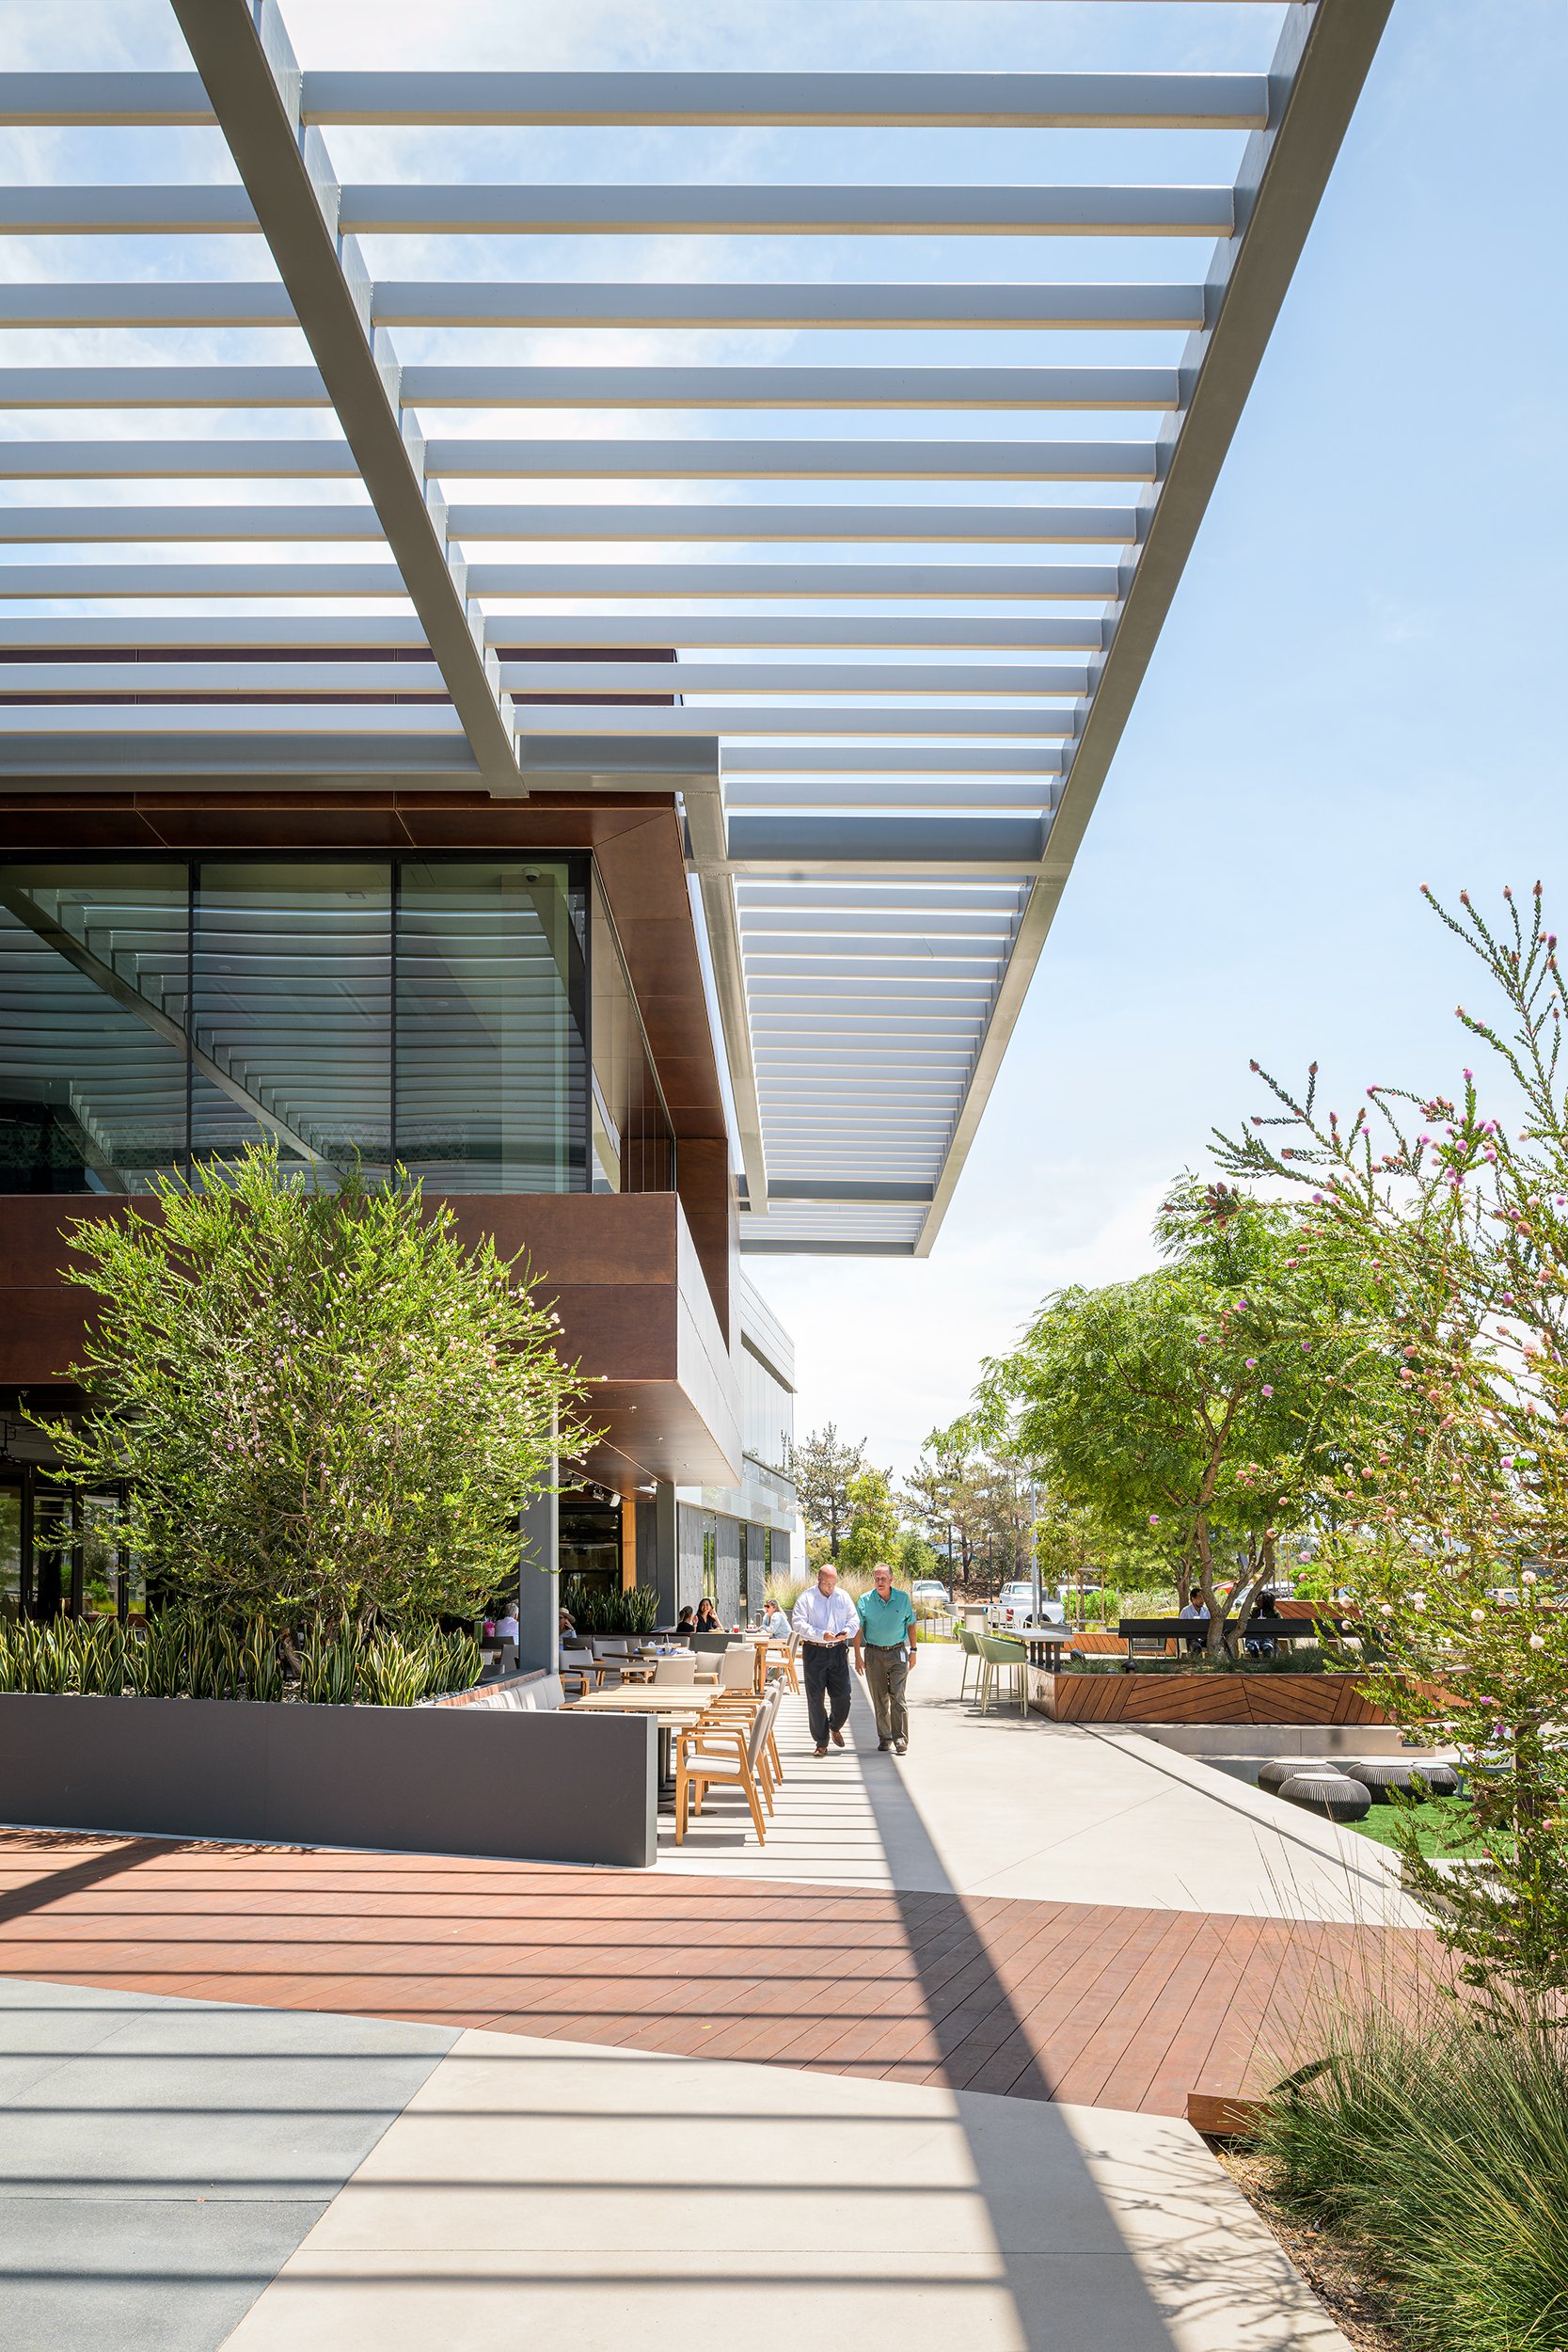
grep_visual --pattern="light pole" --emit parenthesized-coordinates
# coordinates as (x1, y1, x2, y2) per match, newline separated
(1028, 1480, 1042, 1628)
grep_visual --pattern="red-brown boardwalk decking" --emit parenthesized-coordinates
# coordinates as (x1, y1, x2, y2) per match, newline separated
(0, 1829, 1440, 2127)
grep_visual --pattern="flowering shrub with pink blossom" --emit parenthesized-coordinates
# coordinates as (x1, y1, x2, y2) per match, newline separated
(1217, 884, 1568, 2000)
(35, 1145, 600, 1668)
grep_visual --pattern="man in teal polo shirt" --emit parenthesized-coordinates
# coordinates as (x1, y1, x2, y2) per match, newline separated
(853, 1561, 918, 1755)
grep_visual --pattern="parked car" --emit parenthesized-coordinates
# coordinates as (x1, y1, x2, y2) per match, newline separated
(987, 1580, 1066, 1631)
(911, 1580, 951, 1614)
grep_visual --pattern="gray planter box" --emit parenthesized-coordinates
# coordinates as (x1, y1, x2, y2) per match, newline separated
(0, 1691, 656, 1870)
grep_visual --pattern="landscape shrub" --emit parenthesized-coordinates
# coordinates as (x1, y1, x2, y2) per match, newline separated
(1255, 2002, 1568, 2352)
(560, 1579, 660, 1637)
(0, 1610, 481, 1707)
(37, 1145, 596, 1645)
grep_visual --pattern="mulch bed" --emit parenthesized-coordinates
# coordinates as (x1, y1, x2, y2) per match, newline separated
(1215, 2141, 1403, 2352)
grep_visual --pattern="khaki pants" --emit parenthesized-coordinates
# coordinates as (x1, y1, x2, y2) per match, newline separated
(863, 1645, 909, 1746)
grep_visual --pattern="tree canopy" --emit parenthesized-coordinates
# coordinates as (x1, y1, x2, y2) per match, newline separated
(40, 1147, 598, 1635)
(977, 1180, 1392, 1640)
(789, 1422, 866, 1559)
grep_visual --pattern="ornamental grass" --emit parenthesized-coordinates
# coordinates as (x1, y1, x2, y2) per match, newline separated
(1255, 2000, 1568, 2352)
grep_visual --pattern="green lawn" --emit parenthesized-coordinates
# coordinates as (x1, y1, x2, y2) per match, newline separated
(1348, 1793, 1491, 1858)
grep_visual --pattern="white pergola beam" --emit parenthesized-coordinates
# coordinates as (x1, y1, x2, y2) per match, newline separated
(372, 282, 1208, 331)
(471, 563, 1125, 598)
(0, 613, 1108, 654)
(436, 440, 1164, 482)
(0, 278, 1205, 333)
(0, 183, 1237, 238)
(0, 437, 1163, 483)
(1, 70, 1269, 130)
(162, 0, 520, 790)
(0, 365, 1181, 411)
(0, 502, 1142, 545)
(0, 442, 362, 480)
(515, 707, 1074, 739)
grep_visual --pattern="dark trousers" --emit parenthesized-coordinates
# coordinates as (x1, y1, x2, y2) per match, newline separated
(802, 1642, 852, 1746)
(863, 1645, 909, 1745)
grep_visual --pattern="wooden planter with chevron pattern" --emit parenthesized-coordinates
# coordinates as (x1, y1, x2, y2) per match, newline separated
(1030, 1668, 1395, 1727)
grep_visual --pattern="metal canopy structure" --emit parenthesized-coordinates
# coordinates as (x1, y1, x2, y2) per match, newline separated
(0, 0, 1391, 1255)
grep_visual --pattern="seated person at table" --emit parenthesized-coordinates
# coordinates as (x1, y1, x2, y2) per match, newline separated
(1177, 1587, 1210, 1651)
(559, 1607, 584, 1646)
(673, 1606, 696, 1638)
(761, 1599, 791, 1639)
(693, 1597, 721, 1632)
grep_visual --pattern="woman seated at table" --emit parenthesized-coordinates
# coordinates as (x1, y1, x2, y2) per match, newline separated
(692, 1597, 721, 1633)
(559, 1606, 585, 1647)
(673, 1606, 697, 1638)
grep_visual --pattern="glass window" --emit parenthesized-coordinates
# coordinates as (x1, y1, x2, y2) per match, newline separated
(0, 1485, 20, 1617)
(397, 860, 585, 1193)
(194, 862, 391, 1180)
(0, 862, 189, 1192)
(0, 853, 670, 1201)
(589, 872, 676, 1195)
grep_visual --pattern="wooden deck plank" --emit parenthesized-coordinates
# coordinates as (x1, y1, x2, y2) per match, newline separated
(0, 1828, 1434, 2123)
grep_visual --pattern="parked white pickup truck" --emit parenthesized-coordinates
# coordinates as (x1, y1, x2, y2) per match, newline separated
(986, 1581, 1066, 1632)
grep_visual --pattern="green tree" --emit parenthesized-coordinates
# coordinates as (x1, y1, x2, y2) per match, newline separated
(1030, 1494, 1176, 1614)
(790, 1422, 865, 1559)
(837, 1464, 901, 1570)
(39, 1147, 597, 1645)
(896, 1531, 942, 1586)
(901, 1417, 991, 1584)
(1216, 882, 1568, 2001)
(980, 1182, 1386, 1648)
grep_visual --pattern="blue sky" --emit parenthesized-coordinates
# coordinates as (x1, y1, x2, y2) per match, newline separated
(2, 0, 1564, 1477)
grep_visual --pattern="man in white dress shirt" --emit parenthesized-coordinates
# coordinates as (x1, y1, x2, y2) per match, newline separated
(791, 1562, 860, 1756)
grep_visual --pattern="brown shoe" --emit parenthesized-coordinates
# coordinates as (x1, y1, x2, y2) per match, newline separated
(895, 1740, 908, 1756)
(813, 1744, 829, 1757)
(830, 1727, 846, 1748)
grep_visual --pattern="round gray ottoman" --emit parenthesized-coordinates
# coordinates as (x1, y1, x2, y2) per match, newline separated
(1277, 1770, 1372, 1823)
(1345, 1756, 1459, 1802)
(1257, 1757, 1306, 1794)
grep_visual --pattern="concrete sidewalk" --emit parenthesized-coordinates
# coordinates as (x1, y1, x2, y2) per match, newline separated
(659, 1640, 1419, 1923)
(0, 1972, 1354, 2352)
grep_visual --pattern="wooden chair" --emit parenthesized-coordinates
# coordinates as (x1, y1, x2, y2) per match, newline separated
(674, 1703, 771, 1845)
(717, 1643, 756, 1692)
(703, 1683, 784, 1804)
(652, 1653, 697, 1686)
(976, 1633, 1030, 1717)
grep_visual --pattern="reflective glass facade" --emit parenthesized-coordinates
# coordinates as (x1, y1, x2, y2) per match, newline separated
(0, 854, 673, 1197)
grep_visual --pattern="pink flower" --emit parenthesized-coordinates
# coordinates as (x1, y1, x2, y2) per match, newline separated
(1148, 1514, 1160, 1527)
(1260, 1385, 1274, 1398)
(1245, 1358, 1258, 1370)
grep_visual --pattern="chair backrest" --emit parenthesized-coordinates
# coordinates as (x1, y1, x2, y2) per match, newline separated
(746, 1703, 773, 1769)
(958, 1625, 979, 1656)
(592, 1637, 630, 1658)
(653, 1653, 697, 1686)
(689, 1629, 735, 1655)
(719, 1644, 755, 1690)
(978, 1634, 1026, 1663)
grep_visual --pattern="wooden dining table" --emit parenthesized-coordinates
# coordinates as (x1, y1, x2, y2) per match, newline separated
(566, 1685, 714, 1794)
